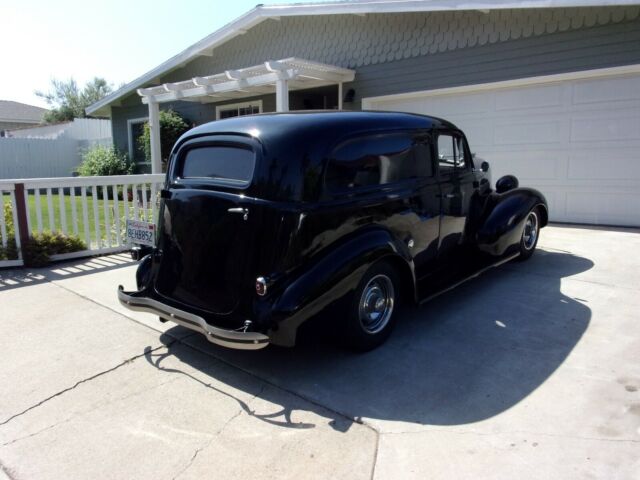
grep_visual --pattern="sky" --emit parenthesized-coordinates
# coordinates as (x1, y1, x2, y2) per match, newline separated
(1, 0, 301, 108)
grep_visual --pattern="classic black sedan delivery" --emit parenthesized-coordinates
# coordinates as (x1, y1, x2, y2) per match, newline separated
(119, 111, 547, 351)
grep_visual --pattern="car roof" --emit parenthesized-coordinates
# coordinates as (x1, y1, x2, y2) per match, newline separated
(183, 110, 458, 143)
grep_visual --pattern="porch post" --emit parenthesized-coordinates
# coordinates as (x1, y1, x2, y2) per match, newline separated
(275, 78, 289, 112)
(148, 100, 162, 173)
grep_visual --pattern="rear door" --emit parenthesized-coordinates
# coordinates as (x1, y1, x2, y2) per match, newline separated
(154, 138, 262, 316)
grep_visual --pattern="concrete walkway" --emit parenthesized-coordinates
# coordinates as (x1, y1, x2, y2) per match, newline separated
(0, 225, 638, 479)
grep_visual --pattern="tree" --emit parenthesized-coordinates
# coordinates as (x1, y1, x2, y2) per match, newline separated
(35, 77, 113, 123)
(140, 110, 190, 167)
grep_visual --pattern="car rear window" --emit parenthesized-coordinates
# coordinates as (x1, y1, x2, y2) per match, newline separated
(180, 146, 255, 186)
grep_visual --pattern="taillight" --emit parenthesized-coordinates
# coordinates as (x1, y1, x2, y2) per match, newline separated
(256, 277, 267, 296)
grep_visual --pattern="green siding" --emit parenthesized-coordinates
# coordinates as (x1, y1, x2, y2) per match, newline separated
(111, 7, 640, 153)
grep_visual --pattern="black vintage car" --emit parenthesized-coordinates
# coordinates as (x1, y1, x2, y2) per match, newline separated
(119, 111, 547, 351)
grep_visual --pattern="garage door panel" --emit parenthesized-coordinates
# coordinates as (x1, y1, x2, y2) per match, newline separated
(566, 191, 640, 225)
(572, 76, 640, 104)
(454, 122, 494, 148)
(494, 120, 564, 145)
(485, 151, 563, 181)
(495, 84, 564, 111)
(568, 148, 640, 181)
(570, 113, 640, 142)
(367, 70, 640, 226)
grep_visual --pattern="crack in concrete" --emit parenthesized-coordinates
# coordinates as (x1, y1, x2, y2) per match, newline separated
(369, 430, 380, 480)
(0, 376, 181, 448)
(7, 257, 381, 476)
(0, 343, 172, 427)
(177, 340, 382, 478)
(0, 457, 17, 480)
(171, 384, 267, 480)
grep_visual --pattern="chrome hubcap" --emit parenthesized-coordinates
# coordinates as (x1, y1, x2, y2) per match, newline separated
(523, 211, 539, 250)
(359, 274, 395, 334)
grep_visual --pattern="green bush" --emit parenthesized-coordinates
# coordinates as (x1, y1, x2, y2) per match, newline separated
(140, 110, 190, 168)
(0, 201, 18, 261)
(23, 231, 87, 267)
(0, 202, 86, 265)
(76, 145, 133, 177)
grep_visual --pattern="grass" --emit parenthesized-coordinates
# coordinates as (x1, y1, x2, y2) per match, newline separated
(16, 191, 153, 247)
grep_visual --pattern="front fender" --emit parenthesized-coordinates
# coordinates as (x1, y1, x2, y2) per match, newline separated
(477, 188, 548, 256)
(268, 227, 414, 346)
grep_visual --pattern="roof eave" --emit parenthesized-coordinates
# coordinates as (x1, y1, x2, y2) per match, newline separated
(86, 0, 640, 116)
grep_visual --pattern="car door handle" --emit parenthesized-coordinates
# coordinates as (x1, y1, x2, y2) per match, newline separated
(437, 193, 458, 199)
(228, 207, 249, 221)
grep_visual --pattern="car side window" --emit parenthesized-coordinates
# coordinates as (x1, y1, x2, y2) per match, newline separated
(437, 133, 467, 174)
(326, 134, 433, 192)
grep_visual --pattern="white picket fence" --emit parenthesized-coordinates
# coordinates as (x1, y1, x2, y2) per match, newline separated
(0, 174, 165, 268)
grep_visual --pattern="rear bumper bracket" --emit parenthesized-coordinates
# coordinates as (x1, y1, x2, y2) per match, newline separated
(117, 286, 269, 350)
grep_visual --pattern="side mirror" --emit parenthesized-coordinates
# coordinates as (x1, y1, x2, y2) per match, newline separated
(495, 175, 519, 194)
(481, 161, 489, 172)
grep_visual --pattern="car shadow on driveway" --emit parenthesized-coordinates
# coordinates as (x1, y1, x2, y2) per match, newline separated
(145, 249, 594, 431)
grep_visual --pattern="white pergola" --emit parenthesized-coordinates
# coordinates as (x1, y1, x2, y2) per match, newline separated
(136, 57, 356, 173)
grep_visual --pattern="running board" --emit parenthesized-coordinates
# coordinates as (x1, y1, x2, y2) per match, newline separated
(419, 253, 520, 305)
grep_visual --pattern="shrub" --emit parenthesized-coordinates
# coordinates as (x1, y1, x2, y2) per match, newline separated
(139, 110, 190, 168)
(22, 231, 87, 267)
(77, 145, 133, 177)
(0, 201, 86, 265)
(0, 201, 18, 261)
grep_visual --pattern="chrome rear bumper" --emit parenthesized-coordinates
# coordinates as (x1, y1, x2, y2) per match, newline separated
(118, 286, 269, 350)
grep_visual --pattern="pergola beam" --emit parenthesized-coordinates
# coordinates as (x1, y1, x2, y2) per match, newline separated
(136, 58, 356, 169)
(148, 101, 162, 174)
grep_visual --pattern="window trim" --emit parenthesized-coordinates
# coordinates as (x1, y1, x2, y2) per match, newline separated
(215, 100, 263, 120)
(127, 117, 149, 166)
(435, 130, 471, 177)
(170, 137, 260, 191)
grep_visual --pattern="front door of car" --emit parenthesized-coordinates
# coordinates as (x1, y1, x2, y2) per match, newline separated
(410, 139, 441, 279)
(435, 130, 477, 258)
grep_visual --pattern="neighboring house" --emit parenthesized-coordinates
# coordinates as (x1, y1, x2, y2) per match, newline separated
(87, 0, 640, 226)
(0, 118, 112, 179)
(0, 100, 47, 136)
(5, 118, 111, 143)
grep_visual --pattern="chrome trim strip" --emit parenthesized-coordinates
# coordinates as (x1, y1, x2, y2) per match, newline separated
(118, 286, 269, 350)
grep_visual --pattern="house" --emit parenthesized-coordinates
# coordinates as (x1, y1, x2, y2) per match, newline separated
(0, 100, 47, 136)
(87, 0, 640, 227)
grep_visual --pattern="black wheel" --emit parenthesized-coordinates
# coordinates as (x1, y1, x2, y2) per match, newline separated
(517, 208, 540, 261)
(344, 260, 400, 351)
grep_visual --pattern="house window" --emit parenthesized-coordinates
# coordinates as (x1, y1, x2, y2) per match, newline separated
(127, 117, 149, 173)
(215, 100, 263, 120)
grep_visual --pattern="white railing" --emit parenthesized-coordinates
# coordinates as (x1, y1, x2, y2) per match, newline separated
(0, 174, 165, 268)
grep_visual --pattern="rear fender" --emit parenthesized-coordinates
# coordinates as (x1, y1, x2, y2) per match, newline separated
(268, 227, 415, 346)
(477, 188, 547, 256)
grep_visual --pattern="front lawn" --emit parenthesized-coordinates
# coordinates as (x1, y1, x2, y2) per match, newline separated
(1, 191, 152, 246)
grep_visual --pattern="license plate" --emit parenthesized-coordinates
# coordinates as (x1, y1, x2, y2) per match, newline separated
(126, 219, 156, 247)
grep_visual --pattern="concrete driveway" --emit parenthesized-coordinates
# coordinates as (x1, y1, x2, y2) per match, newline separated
(0, 225, 638, 479)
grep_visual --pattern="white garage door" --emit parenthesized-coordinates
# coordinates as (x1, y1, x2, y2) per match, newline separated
(364, 67, 640, 226)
